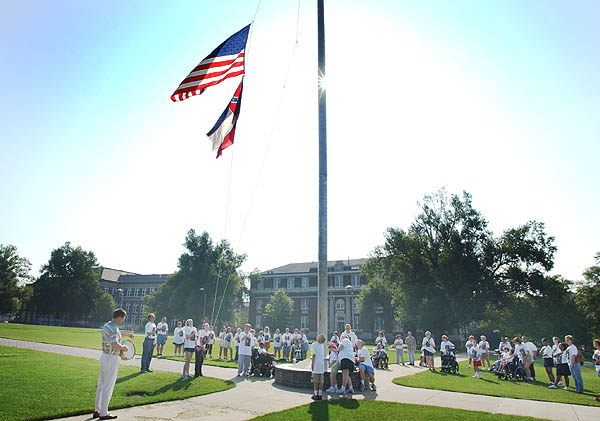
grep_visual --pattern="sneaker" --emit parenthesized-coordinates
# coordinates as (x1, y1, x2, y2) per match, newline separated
(563, 387, 569, 390)
(558, 381, 564, 386)
(371, 384, 377, 391)
(325, 386, 336, 393)
(358, 384, 365, 392)
(315, 395, 323, 400)
(472, 374, 478, 378)
(468, 364, 471, 368)
(348, 387, 354, 394)
(548, 384, 557, 389)
(337, 388, 345, 395)
(311, 395, 317, 400)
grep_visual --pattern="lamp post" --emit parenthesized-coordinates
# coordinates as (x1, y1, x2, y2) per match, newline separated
(116, 288, 124, 308)
(345, 284, 353, 330)
(199, 288, 207, 322)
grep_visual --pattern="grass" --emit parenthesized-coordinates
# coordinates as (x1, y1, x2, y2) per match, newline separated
(0, 345, 234, 421)
(251, 399, 544, 420)
(0, 323, 240, 368)
(393, 360, 600, 407)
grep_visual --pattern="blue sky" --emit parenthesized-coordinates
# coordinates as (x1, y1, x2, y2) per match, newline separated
(1, 0, 598, 282)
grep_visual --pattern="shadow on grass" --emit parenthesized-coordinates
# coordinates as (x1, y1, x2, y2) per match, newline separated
(307, 399, 361, 419)
(116, 372, 143, 384)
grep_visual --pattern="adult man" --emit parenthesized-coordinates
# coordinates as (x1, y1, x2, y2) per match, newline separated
(233, 327, 241, 361)
(156, 316, 168, 356)
(237, 324, 253, 376)
(343, 324, 358, 348)
(141, 313, 156, 373)
(405, 331, 417, 365)
(94, 308, 134, 420)
(521, 336, 538, 380)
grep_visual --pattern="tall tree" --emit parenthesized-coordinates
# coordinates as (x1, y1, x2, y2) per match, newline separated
(89, 293, 117, 325)
(32, 242, 102, 320)
(147, 229, 246, 326)
(262, 288, 293, 331)
(575, 252, 600, 339)
(0, 244, 32, 314)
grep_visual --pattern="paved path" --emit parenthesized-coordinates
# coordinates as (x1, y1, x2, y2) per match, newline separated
(2, 338, 600, 421)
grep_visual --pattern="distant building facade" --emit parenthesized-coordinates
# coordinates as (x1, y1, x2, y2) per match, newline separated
(99, 267, 171, 329)
(249, 259, 389, 338)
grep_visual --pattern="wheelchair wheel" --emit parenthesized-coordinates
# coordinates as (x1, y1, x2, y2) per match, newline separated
(253, 368, 261, 376)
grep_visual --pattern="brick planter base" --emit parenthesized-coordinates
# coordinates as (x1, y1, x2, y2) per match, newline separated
(274, 364, 364, 389)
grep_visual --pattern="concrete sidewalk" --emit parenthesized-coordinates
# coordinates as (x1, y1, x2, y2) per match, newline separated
(2, 338, 599, 420)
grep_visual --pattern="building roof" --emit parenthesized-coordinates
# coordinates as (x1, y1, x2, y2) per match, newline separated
(263, 258, 367, 275)
(117, 274, 171, 284)
(100, 267, 139, 282)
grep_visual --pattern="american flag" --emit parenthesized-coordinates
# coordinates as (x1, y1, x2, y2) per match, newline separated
(170, 24, 250, 102)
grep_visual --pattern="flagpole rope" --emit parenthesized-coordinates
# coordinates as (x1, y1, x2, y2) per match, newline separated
(213, 0, 301, 324)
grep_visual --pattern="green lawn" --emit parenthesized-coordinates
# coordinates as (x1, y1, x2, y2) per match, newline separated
(393, 360, 600, 407)
(0, 345, 234, 421)
(251, 400, 544, 420)
(0, 323, 239, 368)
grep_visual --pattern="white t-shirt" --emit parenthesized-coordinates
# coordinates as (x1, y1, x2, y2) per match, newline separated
(394, 338, 404, 349)
(329, 350, 338, 366)
(566, 344, 578, 366)
(283, 333, 292, 345)
(219, 331, 225, 341)
(478, 340, 489, 352)
(500, 341, 512, 351)
(156, 322, 168, 336)
(465, 340, 473, 350)
(263, 332, 271, 342)
(541, 344, 553, 359)
(375, 336, 387, 347)
(234, 332, 240, 344)
(301, 334, 308, 344)
(343, 331, 358, 347)
(311, 342, 326, 374)
(238, 331, 253, 356)
(173, 327, 185, 344)
(145, 321, 156, 339)
(470, 346, 481, 361)
(273, 333, 282, 347)
(330, 335, 339, 345)
(422, 337, 435, 353)
(224, 332, 233, 343)
(358, 346, 373, 367)
(183, 325, 197, 349)
(338, 338, 354, 362)
(514, 344, 528, 362)
(208, 330, 215, 344)
(523, 341, 537, 358)
(440, 340, 454, 353)
(198, 329, 208, 345)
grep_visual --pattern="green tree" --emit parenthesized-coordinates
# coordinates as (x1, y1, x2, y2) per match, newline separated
(147, 229, 246, 326)
(262, 288, 293, 331)
(89, 293, 117, 325)
(32, 242, 102, 320)
(0, 244, 32, 315)
(575, 252, 600, 339)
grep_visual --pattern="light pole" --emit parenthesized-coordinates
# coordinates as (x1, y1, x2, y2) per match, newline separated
(116, 288, 124, 308)
(199, 288, 207, 322)
(345, 285, 353, 329)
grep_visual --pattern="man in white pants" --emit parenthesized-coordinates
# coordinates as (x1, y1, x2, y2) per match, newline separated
(237, 324, 253, 376)
(94, 308, 134, 420)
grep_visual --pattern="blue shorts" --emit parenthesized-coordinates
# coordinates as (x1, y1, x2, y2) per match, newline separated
(157, 335, 167, 345)
(359, 363, 374, 375)
(423, 350, 433, 357)
(302, 342, 309, 351)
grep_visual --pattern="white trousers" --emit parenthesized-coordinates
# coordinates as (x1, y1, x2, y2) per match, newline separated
(95, 353, 120, 416)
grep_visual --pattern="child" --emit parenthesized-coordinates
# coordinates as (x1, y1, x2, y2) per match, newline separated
(471, 339, 482, 379)
(330, 331, 340, 346)
(173, 321, 184, 357)
(326, 342, 340, 393)
(552, 342, 570, 390)
(465, 335, 475, 368)
(273, 328, 282, 360)
(311, 334, 326, 400)
(394, 334, 405, 365)
(592, 339, 600, 402)
(540, 338, 556, 386)
(263, 326, 271, 352)
(356, 340, 376, 391)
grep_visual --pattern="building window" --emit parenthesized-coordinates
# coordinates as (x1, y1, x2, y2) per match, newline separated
(353, 314, 360, 330)
(335, 299, 345, 310)
(352, 299, 359, 311)
(257, 279, 263, 290)
(140, 304, 144, 314)
(131, 315, 137, 326)
(301, 298, 309, 310)
(287, 277, 294, 289)
(142, 288, 146, 296)
(133, 304, 138, 313)
(302, 277, 309, 288)
(126, 288, 132, 297)
(256, 315, 262, 328)
(351, 274, 360, 287)
(273, 278, 279, 290)
(301, 315, 308, 329)
(134, 288, 140, 297)
(125, 303, 131, 312)
(103, 287, 108, 293)
(256, 299, 263, 311)
(335, 275, 343, 288)
(374, 315, 383, 332)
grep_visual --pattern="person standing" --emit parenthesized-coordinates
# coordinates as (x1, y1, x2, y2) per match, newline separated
(234, 327, 241, 361)
(194, 323, 206, 378)
(565, 335, 584, 393)
(422, 331, 436, 371)
(343, 324, 358, 349)
(394, 334, 405, 365)
(237, 324, 253, 376)
(540, 338, 556, 386)
(156, 316, 168, 357)
(282, 328, 292, 361)
(141, 313, 156, 373)
(273, 328, 282, 360)
(336, 333, 355, 395)
(224, 327, 233, 360)
(182, 319, 197, 378)
(173, 321, 184, 357)
(592, 339, 600, 402)
(218, 326, 226, 360)
(405, 331, 416, 365)
(522, 336, 538, 380)
(479, 335, 491, 370)
(310, 334, 326, 400)
(93, 308, 134, 420)
(207, 325, 215, 358)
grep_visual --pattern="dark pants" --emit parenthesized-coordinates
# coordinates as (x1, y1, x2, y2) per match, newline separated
(530, 361, 536, 378)
(194, 350, 204, 376)
(141, 337, 155, 371)
(235, 345, 239, 361)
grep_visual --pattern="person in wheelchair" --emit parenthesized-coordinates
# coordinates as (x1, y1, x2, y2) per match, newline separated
(439, 335, 457, 373)
(371, 343, 389, 369)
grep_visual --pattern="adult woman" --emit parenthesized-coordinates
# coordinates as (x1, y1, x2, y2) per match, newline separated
(422, 331, 436, 371)
(282, 328, 292, 360)
(194, 321, 206, 377)
(182, 319, 196, 378)
(405, 331, 416, 365)
(592, 339, 600, 402)
(336, 333, 355, 395)
(173, 320, 185, 357)
(565, 335, 583, 393)
(513, 337, 533, 382)
(223, 327, 233, 360)
(273, 328, 282, 360)
(479, 335, 491, 370)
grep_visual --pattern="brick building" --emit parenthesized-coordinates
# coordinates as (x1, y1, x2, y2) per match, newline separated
(249, 259, 380, 337)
